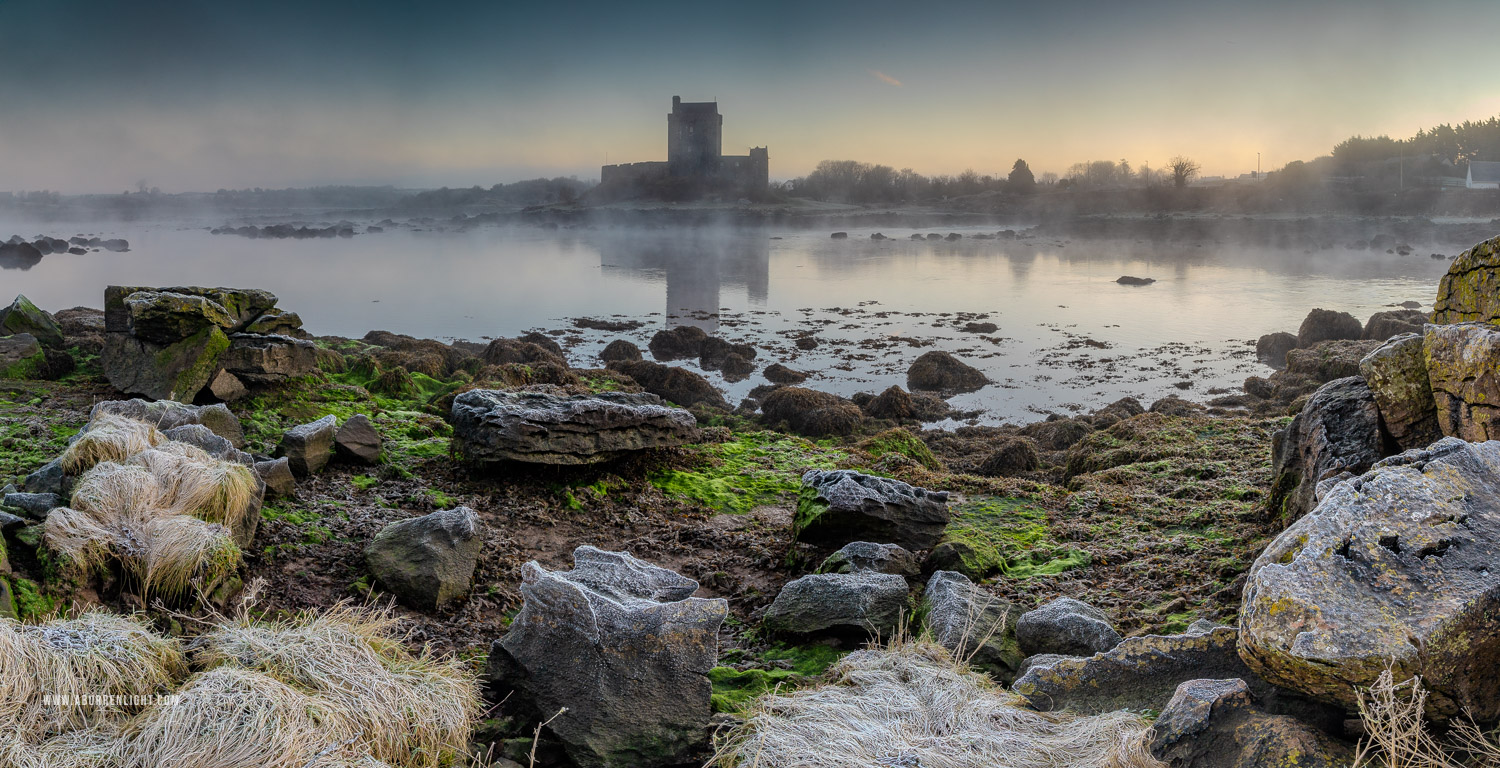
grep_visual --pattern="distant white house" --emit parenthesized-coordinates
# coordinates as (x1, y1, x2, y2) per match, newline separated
(1468, 161, 1500, 189)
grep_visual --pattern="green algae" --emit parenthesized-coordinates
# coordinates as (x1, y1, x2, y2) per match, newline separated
(709, 643, 844, 712)
(651, 431, 846, 515)
(938, 496, 1090, 580)
(858, 427, 940, 470)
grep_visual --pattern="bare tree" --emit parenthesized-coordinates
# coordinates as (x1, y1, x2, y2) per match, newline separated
(1167, 156, 1201, 188)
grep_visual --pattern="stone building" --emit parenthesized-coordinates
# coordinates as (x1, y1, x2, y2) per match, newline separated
(600, 97, 768, 197)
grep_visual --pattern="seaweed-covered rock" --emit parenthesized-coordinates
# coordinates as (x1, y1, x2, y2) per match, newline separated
(647, 325, 708, 361)
(606, 359, 728, 409)
(450, 390, 698, 465)
(0, 295, 63, 348)
(488, 547, 726, 768)
(1148, 678, 1353, 768)
(242, 309, 304, 337)
(1431, 234, 1500, 323)
(1362, 309, 1426, 341)
(763, 363, 808, 385)
(924, 571, 1022, 681)
(1359, 332, 1440, 450)
(1255, 332, 1298, 368)
(794, 469, 951, 550)
(279, 415, 337, 476)
(762, 571, 907, 637)
(1281, 339, 1381, 383)
(1015, 597, 1121, 657)
(760, 387, 861, 437)
(863, 385, 915, 420)
(1296, 308, 1362, 348)
(365, 506, 482, 609)
(1268, 377, 1383, 524)
(1240, 437, 1500, 721)
(1424, 321, 1500, 441)
(1089, 396, 1145, 428)
(907, 351, 988, 392)
(976, 437, 1040, 477)
(1019, 417, 1093, 451)
(0, 334, 44, 380)
(598, 339, 642, 364)
(816, 541, 918, 576)
(481, 337, 567, 367)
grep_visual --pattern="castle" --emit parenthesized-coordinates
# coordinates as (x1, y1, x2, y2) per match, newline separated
(600, 97, 768, 197)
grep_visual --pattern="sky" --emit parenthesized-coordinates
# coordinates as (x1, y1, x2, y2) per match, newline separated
(1, 0, 1498, 193)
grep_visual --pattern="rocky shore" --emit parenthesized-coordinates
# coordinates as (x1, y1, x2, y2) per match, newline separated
(2, 234, 1500, 767)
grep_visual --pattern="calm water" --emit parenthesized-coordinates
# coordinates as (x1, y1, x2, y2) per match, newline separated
(0, 219, 1451, 425)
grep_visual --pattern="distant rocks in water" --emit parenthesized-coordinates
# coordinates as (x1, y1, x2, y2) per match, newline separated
(1115, 275, 1155, 286)
(1399, 300, 1423, 309)
(794, 468, 951, 550)
(572, 316, 645, 332)
(829, 231, 848, 239)
(960, 321, 998, 333)
(648, 325, 708, 361)
(793, 335, 819, 350)
(0, 240, 43, 270)
(869, 232, 887, 240)
(598, 339, 642, 363)
(1, 233, 124, 270)
(1296, 308, 1363, 348)
(1432, 233, 1500, 323)
(760, 386, 861, 437)
(1242, 437, 1500, 722)
(100, 285, 312, 402)
(452, 389, 697, 465)
(211, 223, 356, 239)
(907, 350, 988, 392)
(1255, 332, 1298, 368)
(762, 362, 809, 385)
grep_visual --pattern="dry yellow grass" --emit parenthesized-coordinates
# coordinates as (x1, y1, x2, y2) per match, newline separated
(127, 442, 259, 530)
(60, 414, 165, 475)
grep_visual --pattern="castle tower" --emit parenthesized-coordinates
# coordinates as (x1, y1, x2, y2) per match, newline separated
(667, 95, 723, 179)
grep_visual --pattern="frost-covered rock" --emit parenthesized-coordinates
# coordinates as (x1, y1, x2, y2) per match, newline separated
(450, 390, 698, 465)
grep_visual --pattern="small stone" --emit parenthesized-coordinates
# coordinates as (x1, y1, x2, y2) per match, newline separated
(762, 571, 907, 637)
(279, 415, 337, 476)
(1015, 597, 1121, 657)
(254, 457, 296, 497)
(365, 506, 483, 610)
(335, 414, 383, 464)
(208, 369, 248, 401)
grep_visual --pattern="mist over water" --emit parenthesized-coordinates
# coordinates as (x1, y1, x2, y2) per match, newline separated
(0, 220, 1448, 424)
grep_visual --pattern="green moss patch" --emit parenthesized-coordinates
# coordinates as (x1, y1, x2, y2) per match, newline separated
(651, 431, 846, 515)
(857, 427, 941, 470)
(939, 496, 1090, 580)
(709, 643, 843, 713)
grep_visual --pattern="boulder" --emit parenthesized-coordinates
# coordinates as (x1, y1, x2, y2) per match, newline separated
(606, 360, 728, 409)
(1015, 597, 1121, 657)
(816, 541, 918, 576)
(697, 337, 755, 370)
(794, 469, 951, 550)
(254, 457, 296, 498)
(365, 506, 482, 610)
(0, 295, 64, 348)
(208, 369, 248, 401)
(1242, 376, 1275, 400)
(101, 325, 230, 402)
(1424, 322, 1500, 441)
(22, 458, 66, 496)
(762, 571, 907, 637)
(598, 339, 642, 364)
(1359, 332, 1440, 450)
(1362, 309, 1426, 341)
(763, 363, 808, 385)
(1240, 437, 1500, 721)
(481, 338, 567, 367)
(975, 437, 1040, 477)
(647, 325, 708, 361)
(219, 333, 318, 384)
(243, 309, 304, 337)
(1089, 396, 1145, 428)
(1255, 332, 1298, 368)
(1431, 233, 1500, 323)
(0, 334, 44, 380)
(279, 415, 337, 476)
(1148, 678, 1353, 768)
(450, 390, 698, 465)
(906, 350, 988, 392)
(759, 387, 861, 437)
(863, 385, 915, 420)
(89, 399, 243, 447)
(924, 571, 1023, 681)
(719, 352, 754, 380)
(1296, 308, 1362, 348)
(1, 492, 61, 520)
(488, 547, 726, 768)
(334, 414, 383, 464)
(1268, 377, 1384, 524)
(121, 290, 236, 344)
(104, 285, 277, 334)
(1281, 339, 1381, 383)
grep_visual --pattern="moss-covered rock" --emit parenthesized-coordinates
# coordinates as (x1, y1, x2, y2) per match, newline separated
(0, 295, 64, 348)
(1359, 332, 1439, 449)
(1424, 321, 1500, 441)
(0, 334, 45, 380)
(1432, 233, 1500, 323)
(101, 324, 230, 401)
(930, 496, 1089, 580)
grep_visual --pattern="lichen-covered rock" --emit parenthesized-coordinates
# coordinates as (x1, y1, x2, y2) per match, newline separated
(488, 547, 726, 768)
(1015, 597, 1121, 657)
(1362, 309, 1426, 341)
(451, 390, 698, 465)
(104, 285, 277, 334)
(906, 350, 988, 392)
(101, 325, 230, 401)
(219, 333, 318, 384)
(1281, 338, 1381, 382)
(1424, 322, 1500, 441)
(924, 571, 1023, 681)
(816, 541, 918, 576)
(1431, 234, 1500, 323)
(89, 399, 244, 447)
(0, 295, 64, 348)
(1359, 332, 1440, 450)
(122, 290, 237, 344)
(0, 334, 44, 380)
(1268, 377, 1384, 524)
(1240, 437, 1500, 721)
(279, 415, 337, 476)
(334, 413, 383, 464)
(1255, 331, 1298, 368)
(242, 309, 304, 336)
(365, 506, 482, 610)
(1148, 678, 1353, 768)
(794, 469, 951, 550)
(1296, 308, 1362, 348)
(762, 571, 907, 637)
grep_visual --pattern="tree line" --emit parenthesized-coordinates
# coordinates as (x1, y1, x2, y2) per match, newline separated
(783, 156, 1201, 204)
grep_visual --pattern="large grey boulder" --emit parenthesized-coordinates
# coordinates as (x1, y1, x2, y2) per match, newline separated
(1148, 678, 1353, 768)
(1015, 597, 1121, 657)
(1268, 377, 1384, 524)
(488, 547, 726, 768)
(279, 415, 337, 476)
(450, 390, 698, 465)
(102, 325, 229, 401)
(816, 541, 918, 576)
(1424, 322, 1500, 441)
(122, 290, 237, 344)
(89, 399, 244, 447)
(1359, 332, 1440, 450)
(219, 333, 318, 384)
(793, 469, 951, 550)
(924, 571, 1022, 681)
(1240, 437, 1500, 721)
(365, 506, 482, 610)
(0, 295, 64, 348)
(762, 571, 907, 637)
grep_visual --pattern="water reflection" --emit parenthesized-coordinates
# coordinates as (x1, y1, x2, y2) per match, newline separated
(596, 230, 769, 332)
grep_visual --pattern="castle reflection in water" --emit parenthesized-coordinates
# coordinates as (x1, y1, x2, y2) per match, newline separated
(595, 230, 769, 333)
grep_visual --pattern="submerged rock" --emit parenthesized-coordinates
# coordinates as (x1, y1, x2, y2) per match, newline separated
(365, 506, 482, 610)
(489, 547, 726, 768)
(794, 469, 951, 550)
(1116, 275, 1155, 286)
(1241, 437, 1500, 721)
(1268, 377, 1383, 523)
(1359, 332, 1440, 450)
(450, 390, 698, 465)
(763, 571, 907, 637)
